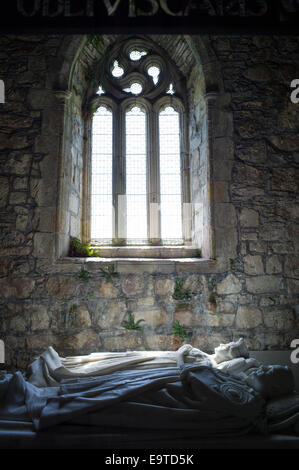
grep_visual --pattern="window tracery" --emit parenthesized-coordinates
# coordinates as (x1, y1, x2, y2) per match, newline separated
(84, 37, 190, 246)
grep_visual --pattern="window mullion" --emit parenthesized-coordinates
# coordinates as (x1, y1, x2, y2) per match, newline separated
(113, 106, 126, 244)
(148, 109, 161, 244)
(180, 111, 191, 245)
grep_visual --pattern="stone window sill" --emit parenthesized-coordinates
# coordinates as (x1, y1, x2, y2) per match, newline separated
(60, 256, 219, 274)
(89, 246, 201, 259)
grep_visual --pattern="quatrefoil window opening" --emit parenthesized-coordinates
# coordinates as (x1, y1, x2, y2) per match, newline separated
(147, 65, 160, 85)
(104, 41, 177, 100)
(123, 82, 143, 95)
(129, 50, 148, 61)
(111, 60, 124, 78)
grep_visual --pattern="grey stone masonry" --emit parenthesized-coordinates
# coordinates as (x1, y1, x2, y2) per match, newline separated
(0, 34, 298, 371)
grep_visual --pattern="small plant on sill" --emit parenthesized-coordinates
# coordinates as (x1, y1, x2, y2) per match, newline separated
(173, 279, 192, 302)
(100, 265, 120, 282)
(170, 320, 190, 342)
(122, 313, 145, 332)
(69, 237, 100, 258)
(77, 268, 91, 282)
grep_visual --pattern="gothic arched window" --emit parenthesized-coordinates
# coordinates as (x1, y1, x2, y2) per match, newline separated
(87, 38, 190, 246)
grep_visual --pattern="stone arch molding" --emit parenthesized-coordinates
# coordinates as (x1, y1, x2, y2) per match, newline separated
(53, 34, 233, 265)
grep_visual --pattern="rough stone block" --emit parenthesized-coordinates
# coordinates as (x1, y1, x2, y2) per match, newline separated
(9, 192, 27, 205)
(122, 275, 145, 296)
(155, 279, 175, 296)
(46, 276, 77, 297)
(0, 277, 35, 299)
(26, 334, 55, 351)
(263, 309, 294, 331)
(240, 208, 259, 227)
(287, 278, 299, 295)
(237, 140, 267, 165)
(70, 306, 92, 328)
(145, 334, 181, 351)
(209, 313, 235, 327)
(0, 177, 9, 207)
(260, 223, 287, 242)
(285, 256, 299, 277)
(249, 241, 267, 254)
(57, 330, 100, 353)
(234, 163, 264, 186)
(9, 315, 27, 332)
(97, 281, 120, 298)
(217, 274, 242, 295)
(244, 255, 264, 275)
(215, 203, 237, 229)
(215, 227, 238, 260)
(216, 301, 235, 314)
(97, 301, 127, 328)
(28, 88, 52, 109)
(243, 65, 271, 81)
(246, 276, 282, 294)
(33, 232, 55, 260)
(137, 297, 155, 308)
(266, 256, 282, 274)
(173, 310, 193, 327)
(269, 134, 299, 152)
(102, 331, 143, 351)
(30, 305, 50, 331)
(272, 168, 298, 192)
(133, 308, 170, 327)
(4, 154, 31, 176)
(236, 306, 263, 328)
(213, 181, 229, 202)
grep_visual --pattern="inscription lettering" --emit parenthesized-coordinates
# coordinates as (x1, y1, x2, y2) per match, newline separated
(10, 0, 299, 33)
(15, 0, 273, 18)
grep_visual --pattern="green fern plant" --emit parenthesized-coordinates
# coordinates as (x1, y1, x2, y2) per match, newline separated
(171, 320, 189, 341)
(100, 265, 120, 282)
(122, 314, 144, 332)
(173, 279, 192, 301)
(77, 268, 91, 282)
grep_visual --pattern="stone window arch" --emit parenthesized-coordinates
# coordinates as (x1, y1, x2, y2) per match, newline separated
(52, 35, 234, 267)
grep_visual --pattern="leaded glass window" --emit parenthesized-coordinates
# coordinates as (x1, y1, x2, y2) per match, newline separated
(88, 37, 190, 245)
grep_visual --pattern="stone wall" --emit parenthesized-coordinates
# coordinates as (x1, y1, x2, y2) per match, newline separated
(0, 34, 298, 371)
